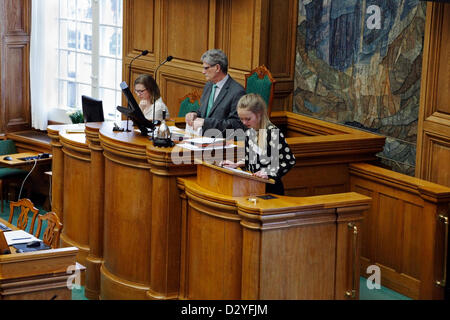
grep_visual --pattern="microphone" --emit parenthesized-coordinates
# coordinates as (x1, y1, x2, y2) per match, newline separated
(152, 55, 173, 126)
(128, 50, 149, 87)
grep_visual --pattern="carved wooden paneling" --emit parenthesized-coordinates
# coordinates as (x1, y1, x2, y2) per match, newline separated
(124, 0, 156, 61)
(164, 0, 210, 64)
(416, 3, 450, 187)
(267, 0, 296, 78)
(0, 0, 31, 133)
(4, 0, 28, 33)
(4, 43, 30, 130)
(425, 134, 450, 186)
(123, 0, 298, 116)
(227, 0, 257, 72)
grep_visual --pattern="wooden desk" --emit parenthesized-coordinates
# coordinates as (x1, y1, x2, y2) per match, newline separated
(47, 115, 384, 300)
(0, 152, 52, 168)
(0, 219, 79, 300)
(178, 163, 370, 299)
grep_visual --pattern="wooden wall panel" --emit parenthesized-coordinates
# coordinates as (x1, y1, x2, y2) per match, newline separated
(165, 0, 210, 63)
(267, 0, 295, 78)
(228, 0, 256, 72)
(267, 0, 297, 111)
(185, 207, 242, 299)
(416, 3, 450, 187)
(0, 0, 31, 133)
(260, 225, 336, 299)
(4, 44, 29, 130)
(350, 163, 450, 299)
(436, 9, 450, 115)
(125, 0, 156, 60)
(283, 164, 349, 197)
(161, 73, 206, 118)
(427, 134, 450, 187)
(123, 0, 298, 117)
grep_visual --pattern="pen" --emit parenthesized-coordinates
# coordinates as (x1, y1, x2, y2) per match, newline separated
(12, 237, 32, 240)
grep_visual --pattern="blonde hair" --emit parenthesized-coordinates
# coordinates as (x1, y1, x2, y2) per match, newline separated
(237, 93, 271, 130)
(237, 93, 272, 149)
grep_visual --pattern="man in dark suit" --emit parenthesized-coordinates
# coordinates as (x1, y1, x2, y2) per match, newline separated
(185, 49, 246, 133)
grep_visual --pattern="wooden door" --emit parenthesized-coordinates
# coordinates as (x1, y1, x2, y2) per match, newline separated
(416, 2, 450, 187)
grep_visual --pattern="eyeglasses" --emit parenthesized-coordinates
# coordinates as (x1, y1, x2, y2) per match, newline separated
(135, 89, 147, 94)
(203, 64, 217, 71)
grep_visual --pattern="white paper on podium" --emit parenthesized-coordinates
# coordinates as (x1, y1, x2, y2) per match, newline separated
(168, 126, 184, 133)
(4, 230, 39, 245)
(184, 124, 202, 136)
(178, 143, 236, 151)
(184, 137, 225, 145)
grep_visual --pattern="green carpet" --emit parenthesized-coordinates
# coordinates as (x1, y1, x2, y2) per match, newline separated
(359, 277, 411, 300)
(72, 286, 88, 300)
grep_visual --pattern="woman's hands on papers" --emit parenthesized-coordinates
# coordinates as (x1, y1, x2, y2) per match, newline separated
(253, 170, 268, 179)
(220, 160, 243, 169)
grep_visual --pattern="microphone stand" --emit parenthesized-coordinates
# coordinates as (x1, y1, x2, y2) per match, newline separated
(152, 55, 173, 138)
(125, 50, 149, 132)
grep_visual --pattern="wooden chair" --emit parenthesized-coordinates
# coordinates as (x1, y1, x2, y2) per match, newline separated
(0, 140, 28, 213)
(34, 211, 62, 249)
(177, 89, 202, 117)
(244, 65, 276, 115)
(8, 198, 40, 233)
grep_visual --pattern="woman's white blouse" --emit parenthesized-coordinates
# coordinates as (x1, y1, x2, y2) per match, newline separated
(142, 97, 170, 121)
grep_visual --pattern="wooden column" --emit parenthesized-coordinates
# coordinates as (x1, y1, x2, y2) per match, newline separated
(146, 147, 196, 299)
(98, 121, 196, 299)
(59, 130, 91, 267)
(84, 123, 105, 300)
(48, 126, 66, 224)
(99, 124, 152, 299)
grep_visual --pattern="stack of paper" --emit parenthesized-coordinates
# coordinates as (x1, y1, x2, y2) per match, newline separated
(3, 230, 39, 245)
(184, 137, 225, 148)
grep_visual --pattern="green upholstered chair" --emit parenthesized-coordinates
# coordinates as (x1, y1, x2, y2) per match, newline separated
(244, 65, 276, 115)
(0, 140, 28, 213)
(177, 89, 202, 117)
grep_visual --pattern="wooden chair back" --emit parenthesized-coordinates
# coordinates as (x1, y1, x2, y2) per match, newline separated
(8, 198, 40, 233)
(178, 89, 202, 117)
(34, 212, 63, 249)
(244, 65, 276, 115)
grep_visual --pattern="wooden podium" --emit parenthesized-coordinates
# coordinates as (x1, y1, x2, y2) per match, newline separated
(178, 162, 371, 299)
(47, 116, 382, 300)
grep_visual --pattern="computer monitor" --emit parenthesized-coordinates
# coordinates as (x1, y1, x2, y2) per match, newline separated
(82, 95, 105, 122)
(117, 81, 159, 136)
